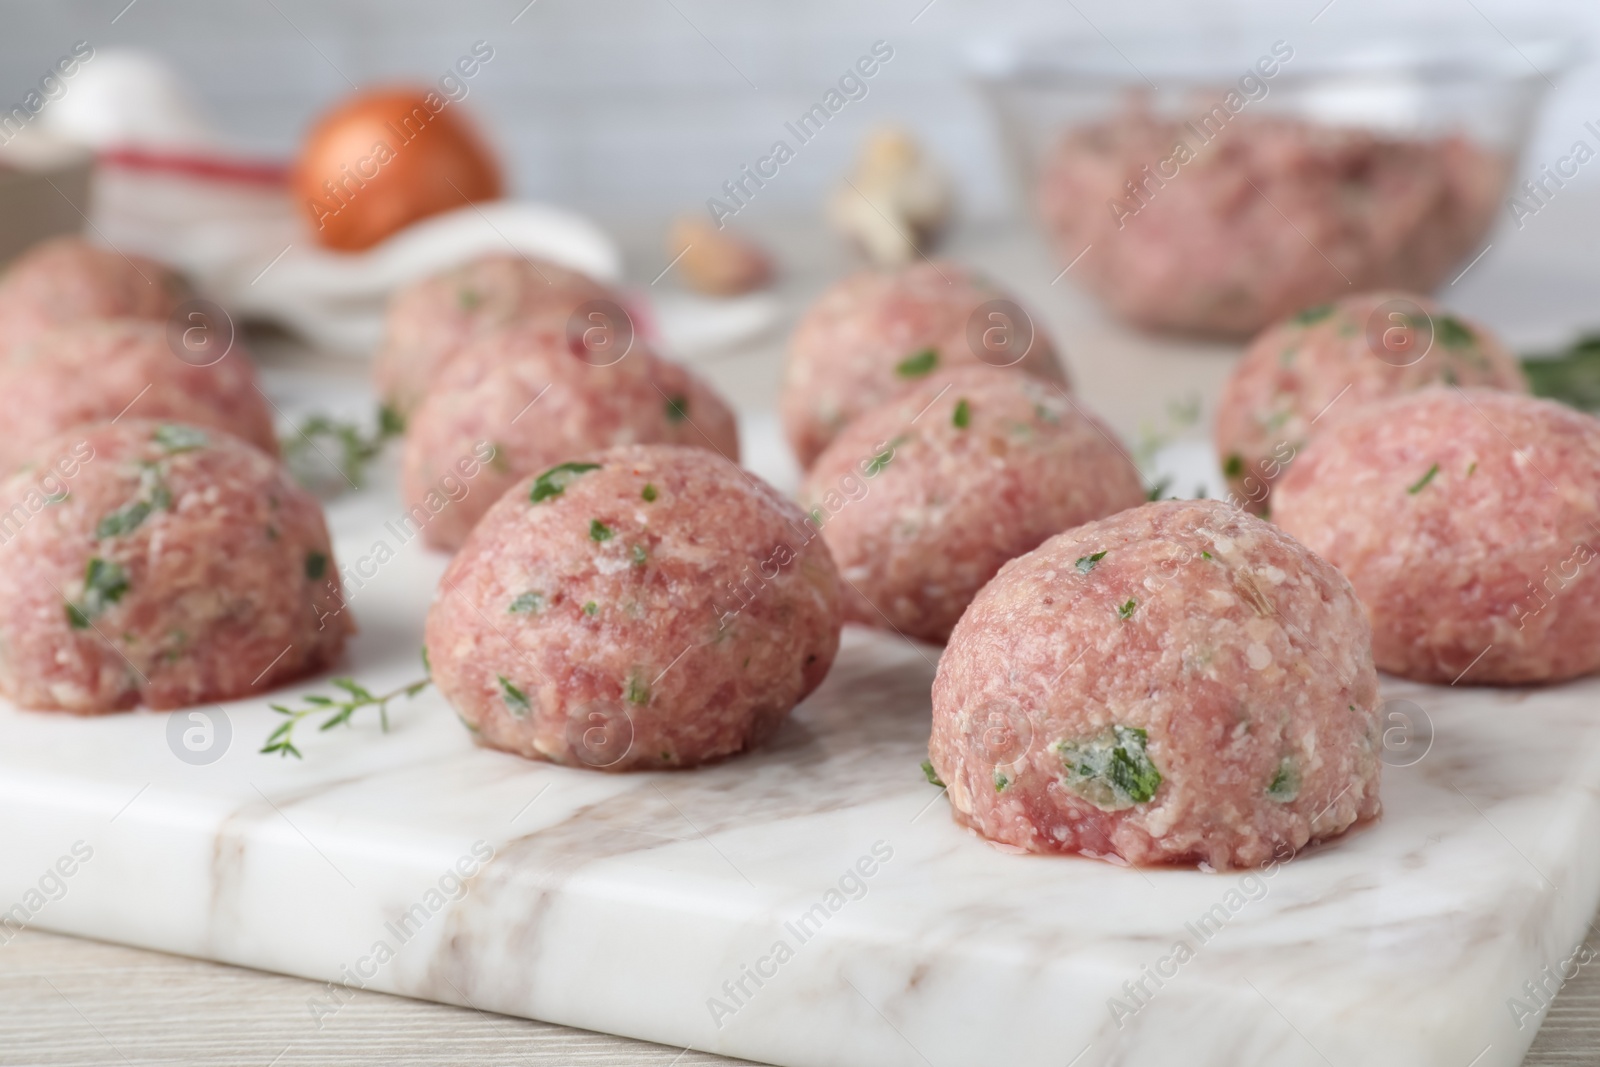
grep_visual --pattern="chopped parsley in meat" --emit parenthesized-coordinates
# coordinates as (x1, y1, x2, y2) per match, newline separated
(641, 483, 658, 502)
(1117, 598, 1137, 620)
(1075, 551, 1106, 574)
(497, 674, 530, 717)
(664, 395, 690, 423)
(304, 551, 328, 580)
(508, 591, 544, 614)
(589, 519, 613, 542)
(952, 398, 971, 429)
(1224, 453, 1245, 478)
(530, 462, 602, 504)
(1267, 757, 1301, 802)
(153, 425, 208, 453)
(66, 557, 129, 629)
(1052, 725, 1162, 810)
(920, 759, 945, 788)
(895, 348, 939, 378)
(1407, 463, 1440, 494)
(1436, 315, 1476, 349)
(1292, 304, 1335, 326)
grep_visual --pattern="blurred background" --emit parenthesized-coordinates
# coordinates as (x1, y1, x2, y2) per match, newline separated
(1, 0, 1594, 222)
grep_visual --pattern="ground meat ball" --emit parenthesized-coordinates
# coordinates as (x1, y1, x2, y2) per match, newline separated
(373, 253, 620, 416)
(803, 366, 1144, 643)
(400, 318, 740, 552)
(0, 236, 188, 356)
(0, 420, 351, 713)
(425, 444, 841, 770)
(929, 499, 1381, 869)
(781, 261, 1067, 468)
(1214, 292, 1526, 513)
(1037, 110, 1507, 337)
(0, 320, 279, 472)
(1274, 389, 1600, 684)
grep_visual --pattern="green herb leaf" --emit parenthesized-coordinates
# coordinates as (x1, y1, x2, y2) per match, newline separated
(153, 425, 208, 453)
(1075, 551, 1107, 574)
(1436, 315, 1476, 349)
(281, 407, 402, 495)
(1522, 334, 1600, 412)
(864, 435, 906, 478)
(1201, 550, 1213, 560)
(67, 557, 130, 628)
(1223, 453, 1245, 478)
(625, 674, 651, 705)
(1267, 757, 1301, 802)
(305, 551, 328, 580)
(589, 519, 613, 542)
(583, 600, 599, 616)
(96, 499, 152, 539)
(994, 770, 1010, 793)
(664, 395, 690, 423)
(895, 348, 938, 378)
(530, 461, 602, 504)
(952, 398, 970, 429)
(1052, 725, 1163, 810)
(458, 287, 481, 310)
(497, 674, 530, 717)
(630, 544, 648, 566)
(641, 483, 658, 502)
(259, 674, 431, 758)
(1292, 304, 1335, 326)
(920, 759, 946, 788)
(509, 591, 544, 614)
(1407, 463, 1440, 495)
(1146, 476, 1172, 501)
(1117, 598, 1137, 620)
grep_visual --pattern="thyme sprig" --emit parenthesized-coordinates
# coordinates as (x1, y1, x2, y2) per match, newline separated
(262, 674, 431, 759)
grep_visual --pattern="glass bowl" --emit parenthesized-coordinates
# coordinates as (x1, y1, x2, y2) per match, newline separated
(971, 26, 1578, 338)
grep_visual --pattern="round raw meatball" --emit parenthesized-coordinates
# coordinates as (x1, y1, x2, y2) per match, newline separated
(1215, 292, 1526, 513)
(400, 318, 740, 552)
(373, 253, 620, 416)
(803, 366, 1144, 643)
(930, 499, 1381, 869)
(781, 261, 1067, 468)
(0, 319, 278, 472)
(0, 236, 188, 356)
(1274, 389, 1600, 684)
(0, 420, 351, 713)
(425, 444, 841, 770)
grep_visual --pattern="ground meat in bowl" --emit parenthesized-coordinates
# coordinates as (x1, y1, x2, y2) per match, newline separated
(0, 420, 351, 713)
(930, 499, 1381, 869)
(1037, 110, 1507, 337)
(424, 444, 840, 770)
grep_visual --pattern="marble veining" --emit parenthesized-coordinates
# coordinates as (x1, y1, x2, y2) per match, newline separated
(1, 418, 1598, 1067)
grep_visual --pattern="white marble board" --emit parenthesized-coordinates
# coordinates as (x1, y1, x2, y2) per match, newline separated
(1, 409, 1598, 1067)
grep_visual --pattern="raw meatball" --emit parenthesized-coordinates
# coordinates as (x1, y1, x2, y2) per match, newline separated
(0, 236, 188, 356)
(803, 366, 1144, 643)
(0, 320, 279, 471)
(400, 317, 740, 552)
(373, 253, 620, 416)
(1214, 292, 1526, 514)
(0, 420, 351, 713)
(1274, 389, 1600, 684)
(929, 499, 1381, 869)
(1038, 110, 1507, 337)
(425, 444, 841, 770)
(781, 261, 1066, 468)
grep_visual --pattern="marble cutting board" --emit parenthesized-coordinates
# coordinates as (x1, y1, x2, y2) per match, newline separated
(1, 413, 1598, 1067)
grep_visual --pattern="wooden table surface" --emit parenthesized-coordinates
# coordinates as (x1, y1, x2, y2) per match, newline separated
(4, 203, 1599, 1066)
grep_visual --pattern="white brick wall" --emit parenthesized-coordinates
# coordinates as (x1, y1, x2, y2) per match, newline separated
(1, 0, 1593, 221)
